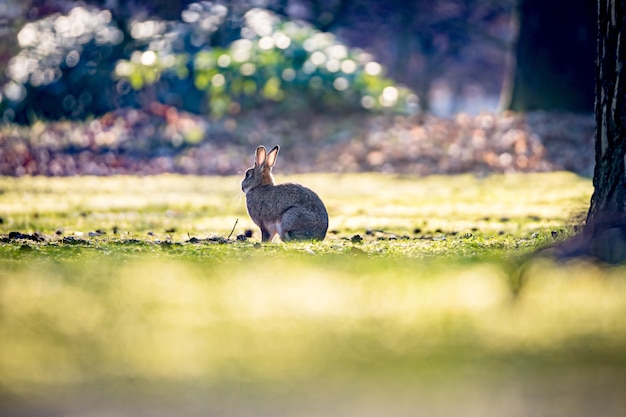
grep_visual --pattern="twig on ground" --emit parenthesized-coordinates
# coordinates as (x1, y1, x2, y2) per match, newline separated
(227, 219, 238, 239)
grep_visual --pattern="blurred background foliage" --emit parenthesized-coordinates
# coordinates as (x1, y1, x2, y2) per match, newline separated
(2, 6, 125, 122)
(0, 0, 511, 124)
(116, 6, 417, 118)
(0, 0, 596, 178)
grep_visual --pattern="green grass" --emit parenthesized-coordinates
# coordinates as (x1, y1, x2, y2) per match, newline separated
(0, 172, 590, 250)
(2, 172, 626, 417)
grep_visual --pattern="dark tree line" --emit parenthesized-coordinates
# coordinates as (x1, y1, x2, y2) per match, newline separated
(502, 0, 596, 113)
(548, 0, 626, 263)
(588, 0, 626, 221)
(279, 0, 514, 112)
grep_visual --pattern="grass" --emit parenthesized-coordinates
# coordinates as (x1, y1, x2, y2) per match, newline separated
(0, 172, 589, 248)
(2, 172, 626, 417)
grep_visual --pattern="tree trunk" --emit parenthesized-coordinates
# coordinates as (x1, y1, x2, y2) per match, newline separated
(502, 0, 596, 112)
(587, 0, 626, 221)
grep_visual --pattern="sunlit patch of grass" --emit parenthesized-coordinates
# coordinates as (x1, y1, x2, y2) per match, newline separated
(0, 172, 590, 240)
(0, 174, 245, 236)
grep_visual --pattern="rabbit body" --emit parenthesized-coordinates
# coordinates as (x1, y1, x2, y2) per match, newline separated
(242, 145, 328, 242)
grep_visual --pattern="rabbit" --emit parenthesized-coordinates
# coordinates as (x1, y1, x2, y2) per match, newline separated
(241, 145, 329, 242)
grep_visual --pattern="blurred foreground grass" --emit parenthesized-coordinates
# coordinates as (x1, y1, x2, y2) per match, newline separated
(2, 173, 626, 417)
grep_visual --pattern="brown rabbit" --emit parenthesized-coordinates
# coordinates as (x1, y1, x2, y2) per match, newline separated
(241, 145, 328, 242)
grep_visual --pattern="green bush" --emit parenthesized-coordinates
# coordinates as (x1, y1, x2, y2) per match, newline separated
(1, 3, 416, 124)
(0, 2, 229, 123)
(116, 7, 417, 118)
(1, 6, 126, 123)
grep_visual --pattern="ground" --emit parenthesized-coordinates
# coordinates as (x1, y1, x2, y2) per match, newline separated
(2, 172, 626, 417)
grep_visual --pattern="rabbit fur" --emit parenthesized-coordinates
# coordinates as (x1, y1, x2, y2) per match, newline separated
(241, 145, 328, 242)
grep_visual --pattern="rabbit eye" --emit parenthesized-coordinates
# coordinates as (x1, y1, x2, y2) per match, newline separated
(245, 170, 252, 178)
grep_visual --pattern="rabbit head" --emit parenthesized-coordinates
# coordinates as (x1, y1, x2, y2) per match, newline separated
(241, 145, 279, 193)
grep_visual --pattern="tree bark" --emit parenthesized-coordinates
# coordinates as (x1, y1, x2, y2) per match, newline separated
(502, 0, 596, 112)
(587, 0, 626, 221)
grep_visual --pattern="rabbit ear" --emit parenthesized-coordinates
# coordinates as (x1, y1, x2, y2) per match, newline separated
(265, 145, 280, 168)
(255, 146, 267, 166)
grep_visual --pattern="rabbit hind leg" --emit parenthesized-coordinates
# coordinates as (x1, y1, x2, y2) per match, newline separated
(280, 208, 325, 241)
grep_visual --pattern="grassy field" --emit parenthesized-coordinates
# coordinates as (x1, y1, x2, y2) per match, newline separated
(2, 172, 626, 417)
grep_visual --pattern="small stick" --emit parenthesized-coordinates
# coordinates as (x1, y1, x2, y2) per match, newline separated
(227, 218, 239, 239)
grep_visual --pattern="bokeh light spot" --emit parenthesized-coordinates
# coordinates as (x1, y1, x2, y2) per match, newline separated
(380, 86, 399, 107)
(340, 59, 357, 74)
(140, 51, 157, 66)
(325, 59, 340, 73)
(240, 63, 256, 76)
(333, 77, 349, 91)
(361, 95, 375, 109)
(281, 68, 296, 82)
(365, 61, 382, 76)
(65, 50, 80, 68)
(217, 54, 231, 68)
(17, 24, 38, 48)
(211, 73, 226, 88)
(258, 36, 275, 50)
(274, 32, 291, 49)
(310, 51, 326, 66)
